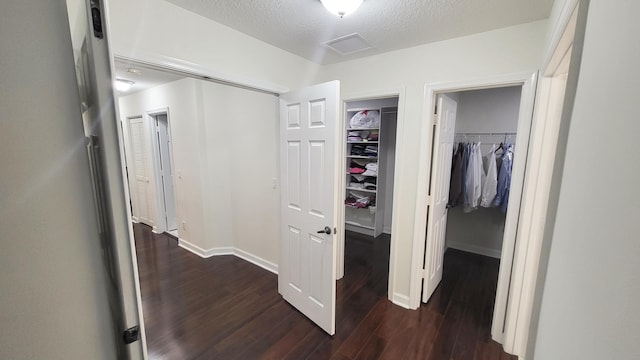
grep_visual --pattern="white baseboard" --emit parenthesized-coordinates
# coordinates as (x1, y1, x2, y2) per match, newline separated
(234, 248, 278, 274)
(177, 239, 278, 274)
(178, 238, 233, 258)
(152, 226, 162, 234)
(383, 226, 392, 234)
(447, 241, 502, 259)
(131, 217, 139, 223)
(391, 292, 411, 309)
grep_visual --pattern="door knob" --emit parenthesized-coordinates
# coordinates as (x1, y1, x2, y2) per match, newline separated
(317, 226, 332, 235)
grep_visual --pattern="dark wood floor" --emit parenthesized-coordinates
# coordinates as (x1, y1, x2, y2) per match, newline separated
(133, 224, 515, 360)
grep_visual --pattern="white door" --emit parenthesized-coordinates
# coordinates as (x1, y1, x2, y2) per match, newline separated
(156, 114, 177, 231)
(422, 94, 457, 302)
(278, 80, 340, 335)
(129, 118, 151, 224)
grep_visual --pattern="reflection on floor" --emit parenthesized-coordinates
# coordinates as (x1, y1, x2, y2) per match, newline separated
(133, 224, 515, 359)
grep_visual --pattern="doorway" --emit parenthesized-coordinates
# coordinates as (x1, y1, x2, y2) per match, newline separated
(421, 85, 523, 346)
(338, 96, 399, 286)
(411, 72, 538, 353)
(150, 112, 178, 236)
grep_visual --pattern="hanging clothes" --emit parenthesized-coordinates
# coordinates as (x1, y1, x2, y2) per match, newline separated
(493, 143, 514, 212)
(480, 144, 498, 207)
(448, 143, 464, 206)
(464, 143, 485, 213)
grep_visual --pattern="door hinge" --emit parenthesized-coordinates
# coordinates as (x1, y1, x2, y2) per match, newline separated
(425, 195, 432, 206)
(421, 268, 428, 279)
(123, 325, 140, 344)
(432, 114, 438, 125)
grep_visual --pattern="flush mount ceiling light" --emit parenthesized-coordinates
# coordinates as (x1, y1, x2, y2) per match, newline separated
(320, 0, 363, 18)
(115, 79, 134, 92)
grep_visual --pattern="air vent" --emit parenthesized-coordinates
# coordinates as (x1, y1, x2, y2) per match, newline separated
(325, 33, 373, 55)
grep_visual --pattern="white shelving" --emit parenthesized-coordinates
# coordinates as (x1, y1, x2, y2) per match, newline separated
(344, 106, 397, 237)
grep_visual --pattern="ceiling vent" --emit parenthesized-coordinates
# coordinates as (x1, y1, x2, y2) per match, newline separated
(325, 33, 373, 55)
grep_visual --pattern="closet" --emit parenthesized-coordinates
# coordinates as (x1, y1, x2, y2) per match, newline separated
(444, 86, 521, 258)
(344, 98, 398, 237)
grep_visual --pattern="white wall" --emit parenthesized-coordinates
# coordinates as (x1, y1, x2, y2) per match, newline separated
(316, 20, 547, 298)
(0, 1, 117, 358)
(454, 87, 522, 133)
(199, 81, 280, 265)
(532, 1, 640, 358)
(107, 0, 319, 92)
(119, 78, 280, 265)
(445, 86, 522, 258)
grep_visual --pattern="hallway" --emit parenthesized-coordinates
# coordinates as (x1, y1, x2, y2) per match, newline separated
(134, 224, 514, 359)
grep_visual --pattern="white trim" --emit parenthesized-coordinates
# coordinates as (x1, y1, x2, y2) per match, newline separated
(113, 52, 288, 95)
(410, 72, 538, 359)
(391, 292, 411, 309)
(147, 109, 166, 235)
(234, 248, 279, 275)
(177, 239, 279, 274)
(151, 226, 161, 234)
(447, 242, 502, 259)
(383, 226, 392, 235)
(338, 87, 407, 305)
(503, 3, 581, 357)
(178, 238, 233, 258)
(541, 0, 580, 73)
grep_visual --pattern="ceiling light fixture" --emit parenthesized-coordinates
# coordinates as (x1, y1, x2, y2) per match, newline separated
(115, 79, 134, 92)
(320, 0, 363, 18)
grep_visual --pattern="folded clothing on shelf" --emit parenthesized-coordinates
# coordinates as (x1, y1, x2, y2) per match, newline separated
(345, 191, 376, 208)
(350, 174, 376, 184)
(362, 162, 378, 176)
(364, 145, 378, 156)
(347, 131, 362, 142)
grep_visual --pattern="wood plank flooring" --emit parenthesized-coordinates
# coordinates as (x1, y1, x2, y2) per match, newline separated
(133, 224, 516, 360)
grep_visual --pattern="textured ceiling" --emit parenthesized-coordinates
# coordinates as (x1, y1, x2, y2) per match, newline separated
(164, 0, 553, 65)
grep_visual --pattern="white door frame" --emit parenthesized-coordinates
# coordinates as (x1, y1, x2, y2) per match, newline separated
(410, 71, 538, 346)
(503, 1, 581, 357)
(146, 108, 178, 235)
(336, 88, 406, 301)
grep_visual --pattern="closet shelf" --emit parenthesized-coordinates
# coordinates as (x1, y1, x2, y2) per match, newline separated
(346, 172, 378, 177)
(347, 127, 380, 131)
(346, 187, 376, 193)
(345, 221, 375, 230)
(347, 141, 379, 144)
(347, 155, 378, 159)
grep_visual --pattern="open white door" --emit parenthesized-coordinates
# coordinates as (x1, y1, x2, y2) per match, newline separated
(278, 80, 340, 335)
(422, 94, 457, 302)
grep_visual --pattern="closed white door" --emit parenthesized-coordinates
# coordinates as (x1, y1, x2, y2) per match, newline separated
(129, 118, 151, 224)
(422, 94, 457, 302)
(278, 80, 340, 335)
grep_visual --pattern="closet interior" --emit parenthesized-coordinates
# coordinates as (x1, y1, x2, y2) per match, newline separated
(344, 97, 398, 238)
(444, 86, 521, 260)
